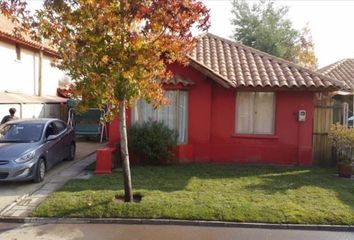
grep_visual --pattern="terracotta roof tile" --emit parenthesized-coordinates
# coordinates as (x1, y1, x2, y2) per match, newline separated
(0, 14, 56, 56)
(189, 33, 342, 90)
(318, 59, 354, 91)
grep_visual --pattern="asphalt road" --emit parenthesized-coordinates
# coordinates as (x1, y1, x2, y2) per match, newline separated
(0, 140, 103, 214)
(0, 223, 353, 240)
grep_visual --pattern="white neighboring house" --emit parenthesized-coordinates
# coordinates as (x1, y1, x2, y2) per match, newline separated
(0, 15, 67, 121)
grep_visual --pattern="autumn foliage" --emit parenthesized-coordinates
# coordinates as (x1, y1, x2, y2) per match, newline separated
(36, 0, 209, 116)
(33, 0, 209, 202)
(0, 0, 209, 202)
(295, 25, 318, 71)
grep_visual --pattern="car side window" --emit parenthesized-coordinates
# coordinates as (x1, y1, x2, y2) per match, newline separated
(45, 123, 56, 138)
(54, 121, 66, 134)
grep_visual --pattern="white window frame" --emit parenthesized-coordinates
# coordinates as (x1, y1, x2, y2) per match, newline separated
(235, 92, 276, 135)
(132, 90, 188, 144)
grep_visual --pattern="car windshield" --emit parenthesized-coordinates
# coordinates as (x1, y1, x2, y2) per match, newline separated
(0, 123, 44, 143)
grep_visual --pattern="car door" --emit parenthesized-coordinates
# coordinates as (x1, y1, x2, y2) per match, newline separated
(44, 122, 61, 169)
(53, 120, 69, 161)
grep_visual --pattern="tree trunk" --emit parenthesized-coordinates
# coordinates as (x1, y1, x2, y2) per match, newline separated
(119, 100, 133, 202)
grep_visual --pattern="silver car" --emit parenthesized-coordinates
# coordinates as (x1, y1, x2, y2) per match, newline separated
(0, 119, 75, 182)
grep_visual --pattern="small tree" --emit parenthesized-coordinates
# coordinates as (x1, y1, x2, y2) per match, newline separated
(231, 0, 318, 69)
(231, 0, 299, 61)
(32, 0, 209, 202)
(295, 24, 318, 70)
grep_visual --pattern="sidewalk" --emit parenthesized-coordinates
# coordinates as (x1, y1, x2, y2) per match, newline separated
(0, 153, 97, 218)
(1, 222, 353, 240)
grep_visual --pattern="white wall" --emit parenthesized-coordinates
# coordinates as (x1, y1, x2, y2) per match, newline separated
(0, 41, 66, 96)
(41, 56, 64, 96)
(0, 104, 21, 120)
(0, 103, 62, 121)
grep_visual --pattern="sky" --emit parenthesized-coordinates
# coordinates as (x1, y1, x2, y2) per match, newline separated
(26, 0, 354, 68)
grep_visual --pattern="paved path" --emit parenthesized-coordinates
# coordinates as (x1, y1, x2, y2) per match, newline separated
(0, 223, 353, 240)
(0, 140, 104, 217)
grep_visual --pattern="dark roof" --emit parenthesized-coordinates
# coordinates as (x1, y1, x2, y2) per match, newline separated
(188, 33, 342, 90)
(0, 14, 57, 56)
(318, 59, 354, 91)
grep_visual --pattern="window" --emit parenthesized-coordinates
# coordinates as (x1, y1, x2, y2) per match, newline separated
(15, 44, 21, 61)
(0, 123, 44, 142)
(132, 90, 188, 144)
(236, 92, 275, 135)
(54, 121, 67, 134)
(45, 123, 56, 138)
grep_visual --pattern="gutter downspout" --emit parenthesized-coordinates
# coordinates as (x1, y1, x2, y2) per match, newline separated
(38, 43, 43, 97)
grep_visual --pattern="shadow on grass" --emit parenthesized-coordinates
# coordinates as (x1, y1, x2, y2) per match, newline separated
(58, 163, 354, 210)
(244, 168, 354, 210)
(60, 164, 297, 191)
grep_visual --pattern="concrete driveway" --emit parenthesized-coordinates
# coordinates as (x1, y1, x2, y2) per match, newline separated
(0, 139, 104, 215)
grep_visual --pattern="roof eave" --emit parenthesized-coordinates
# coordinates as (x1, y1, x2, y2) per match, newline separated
(188, 57, 341, 92)
(0, 31, 59, 58)
(231, 85, 340, 92)
(188, 58, 232, 88)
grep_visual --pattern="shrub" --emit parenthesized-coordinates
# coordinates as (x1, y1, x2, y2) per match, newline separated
(128, 120, 178, 165)
(328, 123, 354, 165)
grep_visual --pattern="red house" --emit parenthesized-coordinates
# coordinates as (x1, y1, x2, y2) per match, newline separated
(108, 33, 341, 166)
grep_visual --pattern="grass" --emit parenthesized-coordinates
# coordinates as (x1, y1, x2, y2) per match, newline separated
(33, 164, 354, 225)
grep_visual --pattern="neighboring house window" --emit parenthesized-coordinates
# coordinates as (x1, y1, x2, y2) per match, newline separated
(132, 90, 188, 144)
(15, 44, 21, 61)
(236, 92, 275, 135)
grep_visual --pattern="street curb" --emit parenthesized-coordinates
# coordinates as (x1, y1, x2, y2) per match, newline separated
(0, 217, 353, 232)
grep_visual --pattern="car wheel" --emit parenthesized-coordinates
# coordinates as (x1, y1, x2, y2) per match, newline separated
(33, 158, 45, 183)
(68, 142, 76, 161)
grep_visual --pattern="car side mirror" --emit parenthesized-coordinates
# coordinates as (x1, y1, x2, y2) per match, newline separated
(46, 135, 57, 142)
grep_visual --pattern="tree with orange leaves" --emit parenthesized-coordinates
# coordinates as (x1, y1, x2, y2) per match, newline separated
(23, 0, 208, 202)
(295, 24, 318, 70)
(0, 1, 34, 35)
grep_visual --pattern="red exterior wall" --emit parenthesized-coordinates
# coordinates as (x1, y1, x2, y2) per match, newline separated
(108, 64, 315, 166)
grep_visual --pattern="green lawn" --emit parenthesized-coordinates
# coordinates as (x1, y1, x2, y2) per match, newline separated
(33, 164, 354, 225)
